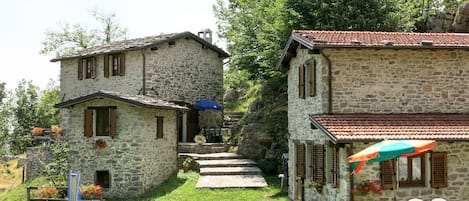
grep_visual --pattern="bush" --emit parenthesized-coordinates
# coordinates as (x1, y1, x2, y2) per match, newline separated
(257, 159, 279, 175)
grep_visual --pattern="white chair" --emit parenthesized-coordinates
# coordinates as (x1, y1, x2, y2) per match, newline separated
(432, 198, 447, 201)
(408, 199, 423, 201)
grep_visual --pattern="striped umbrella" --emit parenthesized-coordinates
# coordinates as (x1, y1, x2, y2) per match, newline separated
(348, 140, 436, 174)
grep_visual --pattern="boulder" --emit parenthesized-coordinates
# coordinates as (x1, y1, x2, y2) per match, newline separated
(454, 2, 469, 32)
(237, 139, 267, 159)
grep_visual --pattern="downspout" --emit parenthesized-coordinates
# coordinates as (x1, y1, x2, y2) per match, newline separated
(141, 49, 146, 95)
(319, 49, 332, 114)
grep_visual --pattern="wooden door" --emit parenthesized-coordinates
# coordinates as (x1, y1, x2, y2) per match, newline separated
(187, 108, 199, 142)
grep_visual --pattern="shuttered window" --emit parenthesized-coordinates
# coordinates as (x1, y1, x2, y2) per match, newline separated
(156, 117, 164, 139)
(431, 152, 448, 188)
(298, 64, 305, 99)
(381, 160, 396, 190)
(104, 54, 125, 77)
(84, 107, 117, 138)
(330, 146, 339, 187)
(83, 57, 96, 79)
(308, 60, 316, 97)
(398, 155, 425, 187)
(296, 143, 305, 178)
(312, 144, 325, 184)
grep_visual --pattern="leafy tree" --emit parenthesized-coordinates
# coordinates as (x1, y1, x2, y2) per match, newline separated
(40, 9, 128, 57)
(36, 80, 60, 128)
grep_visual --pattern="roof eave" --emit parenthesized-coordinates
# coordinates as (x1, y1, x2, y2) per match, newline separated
(309, 115, 338, 144)
(50, 32, 229, 62)
(276, 34, 316, 71)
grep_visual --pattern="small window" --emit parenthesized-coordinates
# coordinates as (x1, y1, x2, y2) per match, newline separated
(298, 64, 305, 99)
(156, 117, 164, 139)
(398, 154, 425, 187)
(306, 60, 316, 97)
(84, 57, 96, 79)
(96, 170, 110, 188)
(112, 55, 120, 76)
(104, 54, 125, 77)
(96, 108, 110, 136)
(84, 107, 117, 138)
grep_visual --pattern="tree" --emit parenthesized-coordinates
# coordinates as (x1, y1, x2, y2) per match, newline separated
(36, 80, 60, 128)
(40, 9, 128, 57)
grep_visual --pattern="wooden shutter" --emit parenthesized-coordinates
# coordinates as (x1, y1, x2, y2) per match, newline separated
(381, 160, 396, 190)
(431, 152, 448, 188)
(313, 144, 325, 184)
(119, 54, 125, 76)
(309, 60, 316, 97)
(156, 117, 164, 139)
(109, 108, 117, 138)
(78, 58, 83, 80)
(296, 143, 305, 178)
(84, 109, 93, 137)
(104, 55, 109, 78)
(331, 146, 339, 187)
(91, 57, 97, 79)
(298, 64, 305, 99)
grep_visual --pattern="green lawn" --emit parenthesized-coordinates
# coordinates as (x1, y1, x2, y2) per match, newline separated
(109, 171, 289, 201)
(0, 171, 288, 201)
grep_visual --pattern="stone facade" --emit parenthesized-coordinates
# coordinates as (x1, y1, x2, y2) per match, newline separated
(65, 98, 178, 198)
(287, 47, 469, 201)
(59, 39, 224, 104)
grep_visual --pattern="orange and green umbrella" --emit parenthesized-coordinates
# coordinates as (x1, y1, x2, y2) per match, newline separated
(348, 140, 436, 174)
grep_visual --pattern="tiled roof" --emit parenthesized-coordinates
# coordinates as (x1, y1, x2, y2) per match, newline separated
(293, 30, 469, 48)
(51, 32, 229, 62)
(55, 90, 188, 111)
(310, 114, 469, 143)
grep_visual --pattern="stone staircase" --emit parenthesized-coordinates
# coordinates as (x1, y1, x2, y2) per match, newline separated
(182, 152, 267, 188)
(223, 112, 244, 129)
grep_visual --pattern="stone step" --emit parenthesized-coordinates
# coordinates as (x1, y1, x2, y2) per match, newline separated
(199, 167, 262, 175)
(196, 159, 257, 168)
(182, 152, 242, 160)
(196, 175, 267, 188)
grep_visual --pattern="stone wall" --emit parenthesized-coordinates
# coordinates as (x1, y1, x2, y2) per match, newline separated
(65, 98, 178, 198)
(25, 147, 54, 180)
(59, 38, 224, 105)
(324, 48, 469, 113)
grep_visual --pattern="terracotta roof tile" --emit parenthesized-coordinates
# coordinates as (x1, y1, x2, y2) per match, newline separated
(294, 30, 469, 48)
(310, 114, 469, 143)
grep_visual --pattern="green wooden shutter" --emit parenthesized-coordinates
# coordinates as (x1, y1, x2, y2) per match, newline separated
(431, 152, 448, 188)
(313, 144, 325, 184)
(78, 58, 83, 80)
(104, 55, 109, 78)
(109, 108, 117, 138)
(119, 53, 125, 76)
(296, 143, 305, 178)
(84, 109, 93, 137)
(380, 160, 396, 190)
(298, 64, 305, 99)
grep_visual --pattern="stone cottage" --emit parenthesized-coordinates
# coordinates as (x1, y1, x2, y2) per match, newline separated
(52, 31, 228, 198)
(277, 30, 469, 201)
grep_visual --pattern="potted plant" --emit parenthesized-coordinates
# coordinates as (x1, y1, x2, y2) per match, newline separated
(305, 178, 324, 193)
(32, 127, 45, 136)
(182, 157, 193, 172)
(34, 185, 59, 198)
(194, 133, 206, 145)
(351, 180, 384, 195)
(222, 133, 230, 144)
(92, 139, 107, 149)
(80, 183, 104, 201)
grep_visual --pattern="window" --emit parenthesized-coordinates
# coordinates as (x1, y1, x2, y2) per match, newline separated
(296, 143, 305, 178)
(84, 107, 117, 138)
(298, 64, 305, 99)
(398, 155, 425, 187)
(156, 116, 164, 139)
(104, 54, 125, 77)
(328, 145, 339, 188)
(306, 60, 316, 97)
(381, 152, 448, 189)
(96, 171, 110, 188)
(78, 57, 96, 80)
(311, 144, 325, 184)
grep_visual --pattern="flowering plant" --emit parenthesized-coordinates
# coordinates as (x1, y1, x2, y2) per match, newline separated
(194, 133, 206, 144)
(92, 139, 107, 149)
(80, 183, 103, 198)
(351, 180, 384, 195)
(35, 185, 59, 198)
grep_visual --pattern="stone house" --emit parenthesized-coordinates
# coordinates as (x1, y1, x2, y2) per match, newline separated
(277, 30, 469, 201)
(52, 31, 228, 198)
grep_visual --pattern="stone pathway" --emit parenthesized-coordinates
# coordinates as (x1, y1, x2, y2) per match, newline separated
(184, 152, 267, 188)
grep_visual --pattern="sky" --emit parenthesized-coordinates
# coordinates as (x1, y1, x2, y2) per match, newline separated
(0, 0, 223, 90)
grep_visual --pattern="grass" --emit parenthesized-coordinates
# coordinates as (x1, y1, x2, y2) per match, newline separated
(0, 170, 288, 201)
(108, 171, 288, 201)
(0, 158, 24, 198)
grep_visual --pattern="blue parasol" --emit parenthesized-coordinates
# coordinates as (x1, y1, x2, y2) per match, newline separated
(194, 99, 223, 110)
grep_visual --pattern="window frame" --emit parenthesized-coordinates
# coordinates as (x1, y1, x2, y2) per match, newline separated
(398, 154, 426, 187)
(83, 57, 96, 79)
(156, 116, 164, 139)
(104, 53, 125, 77)
(84, 106, 117, 138)
(95, 170, 110, 188)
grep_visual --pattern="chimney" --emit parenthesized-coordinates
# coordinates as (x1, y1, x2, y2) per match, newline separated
(197, 29, 212, 44)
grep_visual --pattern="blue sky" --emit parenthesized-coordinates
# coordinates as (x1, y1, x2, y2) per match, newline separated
(0, 0, 222, 90)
